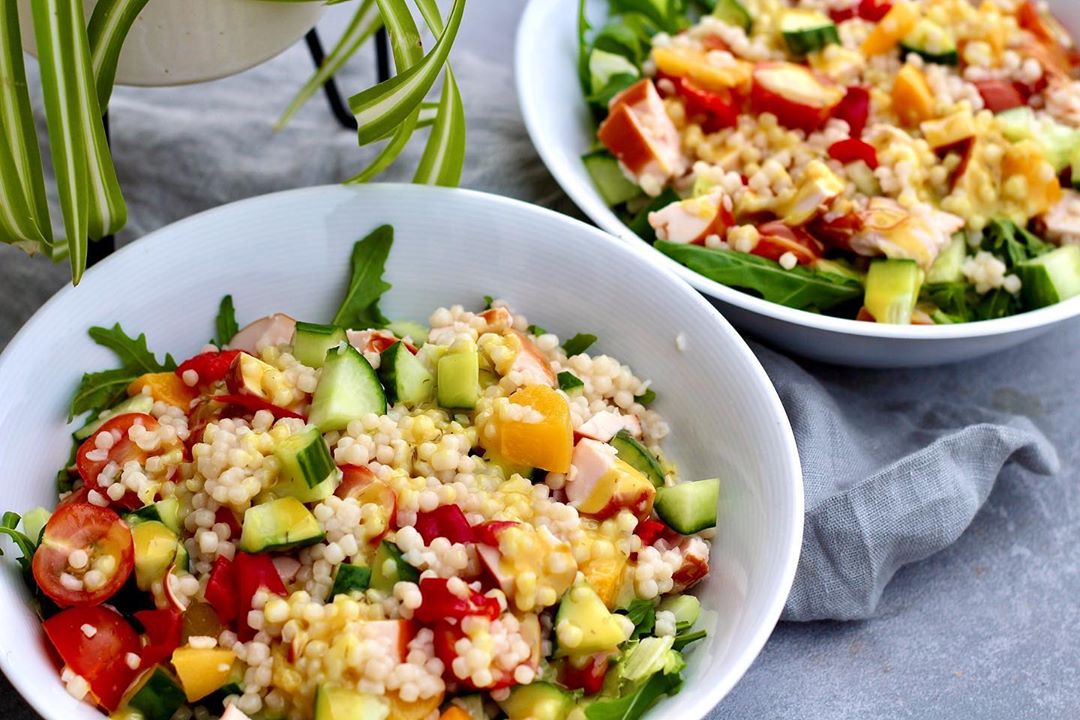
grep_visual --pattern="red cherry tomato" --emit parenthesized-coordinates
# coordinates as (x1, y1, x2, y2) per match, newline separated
(212, 394, 305, 420)
(32, 503, 134, 608)
(414, 505, 475, 545)
(973, 80, 1025, 113)
(828, 138, 879, 169)
(831, 86, 871, 138)
(560, 652, 613, 695)
(43, 606, 142, 711)
(175, 350, 240, 387)
(414, 578, 501, 624)
(133, 607, 183, 667)
(752, 221, 825, 265)
(76, 413, 159, 510)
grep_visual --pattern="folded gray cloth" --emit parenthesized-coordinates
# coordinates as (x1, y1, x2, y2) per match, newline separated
(752, 344, 1060, 621)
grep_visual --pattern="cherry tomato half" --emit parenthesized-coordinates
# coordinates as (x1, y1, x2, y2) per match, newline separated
(43, 605, 141, 711)
(32, 502, 134, 607)
(76, 413, 159, 510)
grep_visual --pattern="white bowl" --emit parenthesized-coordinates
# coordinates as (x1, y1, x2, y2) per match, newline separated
(515, 0, 1080, 367)
(0, 185, 802, 720)
(18, 0, 325, 86)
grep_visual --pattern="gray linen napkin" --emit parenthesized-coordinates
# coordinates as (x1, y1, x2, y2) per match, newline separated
(0, 3, 1062, 630)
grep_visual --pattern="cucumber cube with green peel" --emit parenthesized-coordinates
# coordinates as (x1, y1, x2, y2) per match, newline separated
(1017, 245, 1080, 309)
(864, 259, 923, 324)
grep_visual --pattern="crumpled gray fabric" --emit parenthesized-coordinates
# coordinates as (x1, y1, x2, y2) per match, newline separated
(0, 1, 1063, 630)
(753, 344, 1060, 621)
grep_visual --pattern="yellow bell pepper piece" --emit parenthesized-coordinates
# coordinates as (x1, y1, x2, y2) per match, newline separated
(891, 64, 934, 126)
(1002, 140, 1062, 220)
(171, 646, 237, 702)
(490, 385, 574, 473)
(127, 371, 197, 408)
(651, 46, 752, 94)
(862, 2, 920, 56)
(387, 691, 444, 720)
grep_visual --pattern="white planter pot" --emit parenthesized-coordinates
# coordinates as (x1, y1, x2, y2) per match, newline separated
(19, 0, 326, 86)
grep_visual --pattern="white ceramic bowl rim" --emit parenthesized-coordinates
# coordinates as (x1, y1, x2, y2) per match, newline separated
(514, 0, 1080, 343)
(0, 184, 804, 720)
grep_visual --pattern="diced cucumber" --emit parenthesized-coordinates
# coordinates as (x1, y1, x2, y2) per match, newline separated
(712, 0, 751, 31)
(175, 539, 191, 573)
(583, 150, 641, 206)
(132, 521, 180, 591)
(314, 685, 389, 720)
(128, 497, 182, 535)
(1072, 143, 1080, 190)
(900, 19, 957, 65)
(275, 468, 341, 504)
(557, 370, 584, 392)
(815, 257, 866, 285)
(240, 497, 324, 553)
(437, 340, 480, 410)
(274, 427, 336, 490)
(497, 682, 575, 720)
(292, 322, 347, 369)
(125, 667, 186, 720)
(655, 478, 720, 535)
(21, 507, 50, 543)
(378, 341, 435, 406)
(73, 394, 154, 440)
(309, 344, 386, 431)
(926, 234, 966, 284)
(553, 580, 627, 658)
(658, 594, 701, 629)
(780, 9, 838, 56)
(610, 430, 665, 488)
(385, 320, 428, 346)
(864, 259, 923, 324)
(1017, 245, 1080, 309)
(329, 563, 372, 599)
(996, 107, 1080, 172)
(588, 48, 639, 97)
(370, 541, 419, 593)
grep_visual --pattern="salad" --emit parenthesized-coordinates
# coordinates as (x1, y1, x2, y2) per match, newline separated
(579, 0, 1080, 323)
(0, 226, 716, 720)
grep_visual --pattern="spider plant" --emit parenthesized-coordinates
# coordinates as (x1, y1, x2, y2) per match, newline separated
(0, 0, 467, 284)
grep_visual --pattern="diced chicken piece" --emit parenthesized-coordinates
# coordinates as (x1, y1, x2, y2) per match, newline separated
(649, 192, 734, 244)
(849, 198, 964, 269)
(576, 410, 642, 443)
(567, 439, 655, 520)
(221, 705, 253, 720)
(598, 79, 686, 196)
(671, 537, 710, 593)
(271, 556, 301, 584)
(227, 313, 296, 355)
(508, 330, 557, 388)
(1039, 189, 1080, 246)
(478, 307, 514, 333)
(361, 619, 414, 661)
(781, 160, 845, 226)
(346, 328, 399, 355)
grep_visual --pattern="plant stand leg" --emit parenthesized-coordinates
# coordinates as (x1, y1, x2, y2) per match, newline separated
(87, 110, 116, 268)
(304, 26, 392, 131)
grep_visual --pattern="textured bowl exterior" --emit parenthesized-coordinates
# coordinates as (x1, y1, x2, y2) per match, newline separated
(516, 0, 1080, 367)
(18, 0, 324, 86)
(0, 185, 802, 720)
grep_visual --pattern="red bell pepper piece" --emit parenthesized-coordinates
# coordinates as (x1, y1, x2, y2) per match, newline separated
(134, 608, 184, 667)
(560, 652, 613, 695)
(828, 138, 879, 169)
(831, 86, 870, 138)
(414, 505, 475, 545)
(973, 80, 1025, 113)
(672, 77, 739, 133)
(472, 520, 519, 547)
(212, 394, 305, 420)
(203, 555, 238, 626)
(175, 350, 240, 387)
(857, 0, 892, 22)
(634, 518, 669, 547)
(215, 507, 243, 538)
(413, 577, 501, 624)
(828, 4, 857, 22)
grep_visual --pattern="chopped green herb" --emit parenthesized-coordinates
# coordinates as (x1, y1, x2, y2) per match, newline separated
(527, 324, 547, 336)
(332, 225, 393, 330)
(558, 371, 585, 392)
(215, 294, 238, 347)
(635, 388, 656, 406)
(563, 333, 598, 357)
(483, 295, 494, 310)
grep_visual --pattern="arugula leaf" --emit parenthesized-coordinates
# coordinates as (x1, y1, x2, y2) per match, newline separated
(483, 295, 494, 310)
(70, 324, 176, 420)
(657, 242, 864, 311)
(609, 0, 686, 33)
(585, 667, 683, 720)
(70, 368, 137, 420)
(672, 629, 707, 651)
(0, 512, 36, 573)
(527, 324, 547, 336)
(593, 20, 647, 65)
(622, 598, 656, 639)
(563, 333, 598, 357)
(974, 288, 1020, 320)
(923, 281, 1021, 322)
(558, 371, 585, 392)
(333, 225, 394, 330)
(634, 388, 656, 406)
(981, 218, 1054, 268)
(215, 294, 238, 348)
(87, 324, 176, 374)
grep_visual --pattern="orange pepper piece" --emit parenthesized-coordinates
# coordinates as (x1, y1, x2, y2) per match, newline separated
(495, 385, 574, 474)
(128, 372, 197, 408)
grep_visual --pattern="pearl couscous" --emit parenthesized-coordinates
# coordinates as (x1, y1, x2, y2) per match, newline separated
(7, 230, 715, 720)
(583, 0, 1080, 323)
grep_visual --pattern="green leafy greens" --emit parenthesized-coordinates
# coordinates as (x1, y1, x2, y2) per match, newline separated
(333, 225, 394, 329)
(70, 324, 176, 420)
(215, 295, 239, 348)
(563, 333, 599, 357)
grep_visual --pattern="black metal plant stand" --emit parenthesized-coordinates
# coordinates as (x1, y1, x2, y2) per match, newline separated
(86, 26, 391, 267)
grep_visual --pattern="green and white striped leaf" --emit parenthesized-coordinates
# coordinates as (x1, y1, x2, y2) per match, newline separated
(87, 0, 151, 110)
(33, 0, 127, 283)
(348, 0, 465, 145)
(410, 0, 465, 186)
(0, 0, 51, 249)
(274, 0, 382, 130)
(345, 0, 424, 183)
